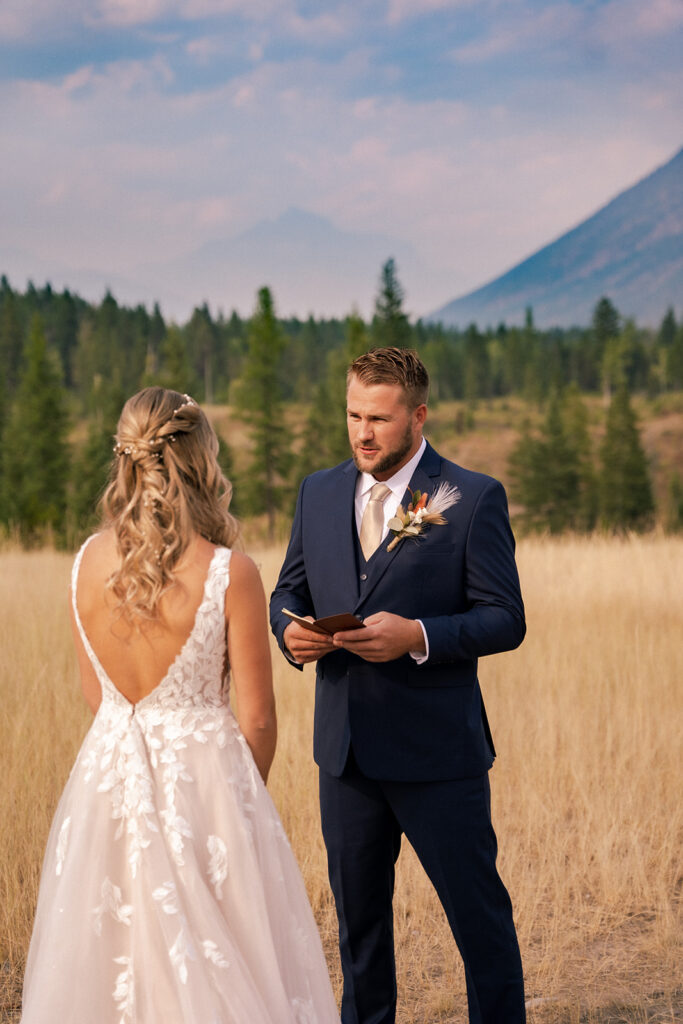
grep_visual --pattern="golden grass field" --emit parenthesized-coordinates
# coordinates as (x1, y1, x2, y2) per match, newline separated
(1, 535, 681, 1022)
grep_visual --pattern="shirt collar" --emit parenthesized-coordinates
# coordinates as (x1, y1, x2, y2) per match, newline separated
(358, 437, 427, 501)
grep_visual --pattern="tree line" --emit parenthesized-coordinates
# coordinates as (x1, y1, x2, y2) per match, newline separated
(0, 263, 681, 545)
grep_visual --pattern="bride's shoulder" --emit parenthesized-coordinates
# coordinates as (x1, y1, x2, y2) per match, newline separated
(224, 551, 266, 607)
(70, 531, 118, 614)
(226, 549, 259, 581)
(74, 529, 116, 571)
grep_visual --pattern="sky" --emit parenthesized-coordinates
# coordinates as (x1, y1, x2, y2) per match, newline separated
(1, 0, 681, 323)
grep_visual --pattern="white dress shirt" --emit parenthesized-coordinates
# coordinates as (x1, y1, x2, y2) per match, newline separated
(354, 437, 429, 663)
(354, 437, 427, 538)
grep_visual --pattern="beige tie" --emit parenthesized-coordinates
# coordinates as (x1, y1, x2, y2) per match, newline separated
(359, 483, 391, 560)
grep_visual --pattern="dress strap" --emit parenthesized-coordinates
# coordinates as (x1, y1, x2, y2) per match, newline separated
(206, 546, 232, 608)
(70, 534, 100, 668)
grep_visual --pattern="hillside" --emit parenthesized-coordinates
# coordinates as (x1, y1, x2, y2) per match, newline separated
(429, 146, 683, 329)
(204, 392, 683, 535)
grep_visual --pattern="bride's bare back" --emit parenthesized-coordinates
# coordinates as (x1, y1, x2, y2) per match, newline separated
(71, 528, 219, 707)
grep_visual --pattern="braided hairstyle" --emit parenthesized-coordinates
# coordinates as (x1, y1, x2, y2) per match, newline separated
(100, 387, 239, 622)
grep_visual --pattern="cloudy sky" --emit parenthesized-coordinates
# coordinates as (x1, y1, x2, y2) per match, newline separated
(1, 0, 681, 322)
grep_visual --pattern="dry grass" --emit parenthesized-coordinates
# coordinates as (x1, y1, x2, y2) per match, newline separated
(1, 535, 681, 1022)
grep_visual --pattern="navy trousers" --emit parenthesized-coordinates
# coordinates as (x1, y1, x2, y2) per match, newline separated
(319, 749, 526, 1024)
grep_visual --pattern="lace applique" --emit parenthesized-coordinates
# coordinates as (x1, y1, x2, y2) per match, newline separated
(225, 728, 259, 832)
(202, 939, 230, 969)
(55, 816, 70, 876)
(151, 880, 181, 915)
(93, 878, 133, 936)
(169, 925, 196, 985)
(113, 955, 135, 1022)
(152, 881, 196, 985)
(207, 835, 228, 899)
(137, 706, 235, 867)
(291, 913, 320, 971)
(292, 995, 317, 1024)
(96, 713, 158, 877)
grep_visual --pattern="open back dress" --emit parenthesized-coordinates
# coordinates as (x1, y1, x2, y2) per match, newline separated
(21, 539, 339, 1024)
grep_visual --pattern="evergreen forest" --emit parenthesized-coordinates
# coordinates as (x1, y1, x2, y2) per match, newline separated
(1, 262, 682, 546)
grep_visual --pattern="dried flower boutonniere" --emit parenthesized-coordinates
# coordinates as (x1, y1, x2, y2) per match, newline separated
(386, 482, 461, 551)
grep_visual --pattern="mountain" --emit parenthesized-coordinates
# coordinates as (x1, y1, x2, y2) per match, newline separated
(174, 208, 424, 319)
(428, 146, 683, 328)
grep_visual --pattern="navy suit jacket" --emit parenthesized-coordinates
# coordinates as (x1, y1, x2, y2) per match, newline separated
(270, 441, 526, 782)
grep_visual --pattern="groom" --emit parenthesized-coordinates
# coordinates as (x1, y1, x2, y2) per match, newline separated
(270, 347, 526, 1024)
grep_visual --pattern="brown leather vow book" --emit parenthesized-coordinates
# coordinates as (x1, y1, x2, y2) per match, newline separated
(281, 608, 365, 635)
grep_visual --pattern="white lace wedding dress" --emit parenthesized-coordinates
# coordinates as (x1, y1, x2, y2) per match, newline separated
(21, 541, 340, 1024)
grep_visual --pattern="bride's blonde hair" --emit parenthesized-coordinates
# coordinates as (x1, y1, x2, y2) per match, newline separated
(101, 387, 239, 621)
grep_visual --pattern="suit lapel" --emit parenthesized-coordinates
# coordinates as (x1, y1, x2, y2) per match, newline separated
(330, 461, 362, 606)
(354, 442, 442, 613)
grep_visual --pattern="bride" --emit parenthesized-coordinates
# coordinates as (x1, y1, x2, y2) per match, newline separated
(21, 387, 340, 1023)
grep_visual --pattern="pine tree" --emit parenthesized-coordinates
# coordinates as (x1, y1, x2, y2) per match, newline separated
(666, 323, 683, 390)
(0, 278, 24, 399)
(463, 323, 491, 404)
(508, 388, 597, 534)
(187, 304, 217, 404)
(602, 319, 648, 396)
(372, 259, 411, 348)
(592, 296, 620, 348)
(1, 315, 70, 543)
(507, 422, 544, 532)
(508, 392, 579, 533)
(593, 296, 621, 399)
(216, 432, 240, 518)
(157, 326, 198, 394)
(69, 383, 124, 539)
(657, 307, 676, 350)
(142, 302, 166, 383)
(599, 385, 654, 532)
(51, 289, 79, 389)
(215, 310, 247, 403)
(563, 384, 598, 531)
(236, 287, 292, 540)
(296, 310, 370, 481)
(521, 307, 545, 403)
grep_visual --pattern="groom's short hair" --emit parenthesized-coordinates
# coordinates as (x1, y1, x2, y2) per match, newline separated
(348, 347, 429, 409)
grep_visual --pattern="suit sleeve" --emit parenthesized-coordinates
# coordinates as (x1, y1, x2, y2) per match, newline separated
(269, 478, 314, 670)
(422, 479, 526, 664)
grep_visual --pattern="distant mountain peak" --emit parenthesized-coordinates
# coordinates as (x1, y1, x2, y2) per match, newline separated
(178, 207, 420, 319)
(241, 206, 334, 233)
(428, 145, 683, 328)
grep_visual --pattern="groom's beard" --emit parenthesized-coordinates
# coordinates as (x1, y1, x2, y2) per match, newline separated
(351, 422, 414, 477)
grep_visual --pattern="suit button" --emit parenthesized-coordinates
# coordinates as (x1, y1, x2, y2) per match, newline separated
(360, 573, 367, 581)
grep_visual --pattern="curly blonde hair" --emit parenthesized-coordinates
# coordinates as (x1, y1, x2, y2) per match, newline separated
(100, 387, 239, 622)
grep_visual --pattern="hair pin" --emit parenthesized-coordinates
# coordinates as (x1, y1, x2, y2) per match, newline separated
(173, 394, 197, 416)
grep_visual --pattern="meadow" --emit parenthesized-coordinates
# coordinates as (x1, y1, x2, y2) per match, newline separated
(1, 535, 681, 1022)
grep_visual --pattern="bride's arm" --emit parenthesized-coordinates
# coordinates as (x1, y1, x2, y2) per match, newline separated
(69, 594, 102, 714)
(225, 552, 277, 784)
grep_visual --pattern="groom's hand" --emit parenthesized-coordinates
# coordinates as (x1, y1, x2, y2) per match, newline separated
(332, 612, 425, 663)
(284, 620, 336, 664)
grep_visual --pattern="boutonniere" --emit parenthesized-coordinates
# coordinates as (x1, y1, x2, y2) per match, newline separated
(387, 482, 461, 551)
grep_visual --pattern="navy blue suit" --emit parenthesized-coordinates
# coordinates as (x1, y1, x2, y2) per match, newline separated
(270, 441, 527, 1023)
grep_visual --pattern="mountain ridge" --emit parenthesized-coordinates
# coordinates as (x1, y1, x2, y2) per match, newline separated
(428, 146, 683, 328)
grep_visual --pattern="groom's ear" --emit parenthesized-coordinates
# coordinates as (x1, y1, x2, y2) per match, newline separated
(414, 403, 427, 429)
